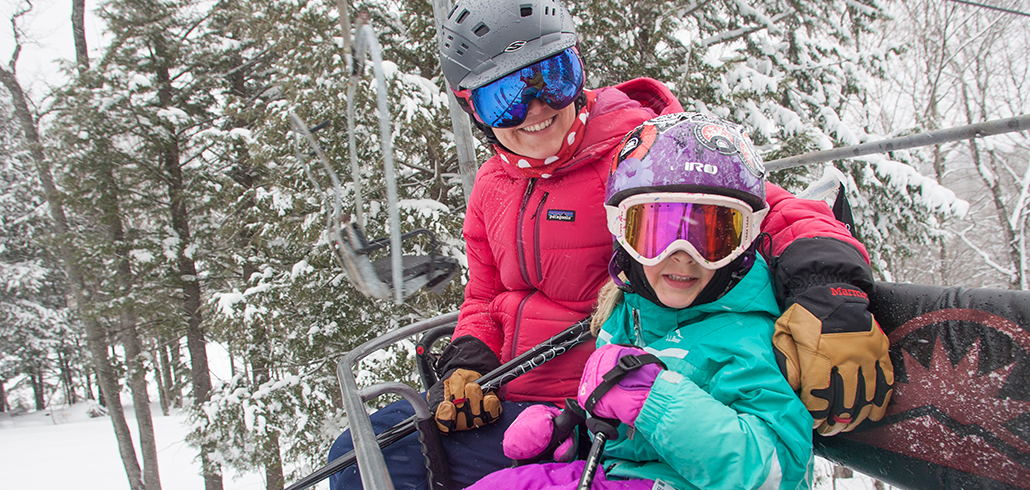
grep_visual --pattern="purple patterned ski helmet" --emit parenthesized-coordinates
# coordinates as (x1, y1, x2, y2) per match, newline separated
(605, 113, 766, 210)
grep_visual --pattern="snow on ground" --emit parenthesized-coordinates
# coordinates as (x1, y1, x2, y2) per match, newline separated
(0, 400, 278, 490)
(1, 341, 330, 490)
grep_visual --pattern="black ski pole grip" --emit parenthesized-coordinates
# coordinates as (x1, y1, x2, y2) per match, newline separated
(415, 415, 452, 490)
(577, 417, 620, 490)
(552, 399, 587, 440)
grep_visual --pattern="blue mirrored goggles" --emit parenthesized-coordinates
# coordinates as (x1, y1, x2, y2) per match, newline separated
(455, 47, 585, 129)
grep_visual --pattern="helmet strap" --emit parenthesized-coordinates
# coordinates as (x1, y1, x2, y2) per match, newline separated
(690, 246, 755, 306)
(614, 246, 669, 308)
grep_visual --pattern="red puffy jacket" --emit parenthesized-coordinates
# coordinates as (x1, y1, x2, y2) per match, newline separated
(456, 78, 868, 405)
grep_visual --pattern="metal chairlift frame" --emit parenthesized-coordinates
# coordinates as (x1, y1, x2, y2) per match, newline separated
(292, 8, 462, 305)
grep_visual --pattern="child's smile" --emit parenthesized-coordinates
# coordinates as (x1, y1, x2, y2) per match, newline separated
(643, 251, 716, 308)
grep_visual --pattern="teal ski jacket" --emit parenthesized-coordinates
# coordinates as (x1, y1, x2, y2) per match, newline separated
(595, 255, 813, 490)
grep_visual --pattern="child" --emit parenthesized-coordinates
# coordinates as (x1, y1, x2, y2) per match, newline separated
(475, 113, 814, 489)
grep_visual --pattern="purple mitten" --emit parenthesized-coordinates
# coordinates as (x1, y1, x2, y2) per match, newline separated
(503, 405, 576, 462)
(577, 344, 661, 425)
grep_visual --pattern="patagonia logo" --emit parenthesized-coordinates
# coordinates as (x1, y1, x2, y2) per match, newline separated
(547, 209, 576, 222)
(831, 286, 868, 300)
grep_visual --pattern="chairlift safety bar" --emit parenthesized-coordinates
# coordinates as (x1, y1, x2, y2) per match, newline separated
(336, 312, 461, 490)
(765, 114, 1030, 172)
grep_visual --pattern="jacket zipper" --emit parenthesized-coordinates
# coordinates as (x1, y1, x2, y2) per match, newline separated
(633, 308, 646, 347)
(530, 191, 549, 282)
(516, 179, 537, 285)
(502, 293, 534, 399)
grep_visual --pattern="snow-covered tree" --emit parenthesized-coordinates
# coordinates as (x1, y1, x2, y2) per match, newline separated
(0, 100, 77, 411)
(186, 0, 468, 482)
(862, 0, 1029, 287)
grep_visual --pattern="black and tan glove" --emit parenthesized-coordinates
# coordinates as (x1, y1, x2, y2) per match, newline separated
(433, 369, 502, 432)
(426, 335, 503, 433)
(772, 237, 894, 435)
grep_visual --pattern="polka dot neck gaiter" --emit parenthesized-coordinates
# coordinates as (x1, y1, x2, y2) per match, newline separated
(493, 90, 597, 179)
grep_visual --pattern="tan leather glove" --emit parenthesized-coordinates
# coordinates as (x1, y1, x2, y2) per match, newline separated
(433, 369, 502, 433)
(774, 283, 894, 435)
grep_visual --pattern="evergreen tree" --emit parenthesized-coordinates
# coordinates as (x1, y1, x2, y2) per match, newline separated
(0, 103, 76, 411)
(189, 0, 467, 480)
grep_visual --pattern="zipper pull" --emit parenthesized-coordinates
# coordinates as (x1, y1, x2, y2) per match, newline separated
(530, 191, 550, 219)
(519, 178, 537, 213)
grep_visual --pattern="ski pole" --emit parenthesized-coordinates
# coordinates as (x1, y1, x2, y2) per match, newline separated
(577, 417, 620, 490)
(284, 318, 594, 490)
(576, 352, 666, 490)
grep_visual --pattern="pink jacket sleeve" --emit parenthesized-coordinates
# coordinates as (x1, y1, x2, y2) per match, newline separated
(761, 183, 870, 264)
(454, 186, 505, 357)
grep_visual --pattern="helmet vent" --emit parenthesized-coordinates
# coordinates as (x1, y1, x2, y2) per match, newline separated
(473, 22, 490, 37)
(455, 9, 470, 24)
(521, 5, 532, 17)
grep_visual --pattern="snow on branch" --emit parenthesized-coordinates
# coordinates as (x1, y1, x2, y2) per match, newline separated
(863, 153, 970, 217)
(957, 225, 1018, 283)
(697, 12, 793, 49)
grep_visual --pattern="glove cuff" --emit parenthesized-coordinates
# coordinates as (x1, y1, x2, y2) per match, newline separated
(427, 335, 502, 409)
(774, 237, 874, 308)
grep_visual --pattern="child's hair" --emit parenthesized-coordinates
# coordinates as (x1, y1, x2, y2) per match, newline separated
(591, 281, 624, 335)
(596, 112, 768, 311)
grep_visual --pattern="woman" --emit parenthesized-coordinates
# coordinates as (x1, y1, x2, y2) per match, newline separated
(329, 1, 891, 488)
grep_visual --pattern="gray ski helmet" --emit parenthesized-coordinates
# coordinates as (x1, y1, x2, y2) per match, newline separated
(606, 113, 767, 211)
(440, 0, 578, 91)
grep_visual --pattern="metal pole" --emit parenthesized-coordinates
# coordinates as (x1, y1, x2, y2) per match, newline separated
(345, 13, 366, 227)
(766, 113, 1030, 172)
(285, 318, 592, 490)
(357, 24, 406, 305)
(431, 0, 479, 204)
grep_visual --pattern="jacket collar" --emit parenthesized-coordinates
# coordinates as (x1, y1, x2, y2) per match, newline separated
(621, 255, 780, 341)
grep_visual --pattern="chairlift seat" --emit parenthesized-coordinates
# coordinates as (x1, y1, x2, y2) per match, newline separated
(335, 220, 459, 301)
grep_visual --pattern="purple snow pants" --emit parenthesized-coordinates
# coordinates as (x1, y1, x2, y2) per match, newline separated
(328, 399, 540, 490)
(468, 460, 656, 490)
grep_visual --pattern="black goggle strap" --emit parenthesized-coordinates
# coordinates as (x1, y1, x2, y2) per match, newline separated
(512, 398, 587, 467)
(582, 352, 666, 416)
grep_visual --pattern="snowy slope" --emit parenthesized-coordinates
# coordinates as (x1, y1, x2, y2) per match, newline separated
(0, 400, 307, 490)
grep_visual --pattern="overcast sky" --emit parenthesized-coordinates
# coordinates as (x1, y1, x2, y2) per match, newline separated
(0, 0, 106, 102)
